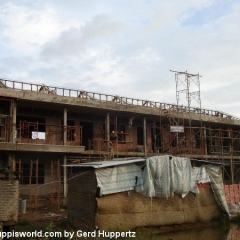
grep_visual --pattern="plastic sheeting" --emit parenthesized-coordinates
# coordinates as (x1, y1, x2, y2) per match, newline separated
(206, 165, 230, 217)
(140, 155, 171, 198)
(139, 156, 213, 198)
(95, 156, 229, 219)
(95, 163, 144, 196)
(194, 166, 211, 183)
(191, 166, 211, 194)
(170, 156, 192, 197)
(139, 156, 194, 198)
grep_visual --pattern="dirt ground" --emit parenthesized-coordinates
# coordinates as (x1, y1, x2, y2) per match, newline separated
(17, 207, 68, 230)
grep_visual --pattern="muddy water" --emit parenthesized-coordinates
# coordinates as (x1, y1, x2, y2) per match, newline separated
(150, 224, 240, 240)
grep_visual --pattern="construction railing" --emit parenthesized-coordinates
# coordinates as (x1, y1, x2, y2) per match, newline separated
(16, 120, 82, 146)
(1, 78, 239, 120)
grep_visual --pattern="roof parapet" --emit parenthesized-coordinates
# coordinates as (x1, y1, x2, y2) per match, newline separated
(0, 78, 239, 120)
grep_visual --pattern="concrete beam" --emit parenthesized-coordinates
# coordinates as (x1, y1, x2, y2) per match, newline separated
(0, 143, 85, 153)
(1, 88, 240, 127)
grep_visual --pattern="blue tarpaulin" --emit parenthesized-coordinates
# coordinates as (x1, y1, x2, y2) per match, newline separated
(96, 163, 144, 196)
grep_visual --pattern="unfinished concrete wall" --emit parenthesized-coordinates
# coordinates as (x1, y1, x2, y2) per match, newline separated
(46, 117, 60, 145)
(96, 188, 221, 231)
(93, 122, 103, 137)
(0, 180, 19, 222)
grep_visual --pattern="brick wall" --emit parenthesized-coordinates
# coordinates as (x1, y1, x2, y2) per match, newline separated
(0, 180, 19, 222)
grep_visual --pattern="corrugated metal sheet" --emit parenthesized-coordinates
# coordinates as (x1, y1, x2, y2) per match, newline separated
(64, 157, 146, 169)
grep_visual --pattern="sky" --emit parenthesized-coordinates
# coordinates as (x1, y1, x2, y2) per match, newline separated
(0, 0, 240, 117)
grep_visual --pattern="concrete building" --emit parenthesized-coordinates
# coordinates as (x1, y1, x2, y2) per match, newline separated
(0, 78, 240, 208)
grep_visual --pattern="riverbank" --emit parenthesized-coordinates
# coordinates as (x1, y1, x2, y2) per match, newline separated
(16, 209, 230, 239)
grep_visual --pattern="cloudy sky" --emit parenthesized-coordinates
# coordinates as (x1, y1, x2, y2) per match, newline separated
(1, 0, 240, 117)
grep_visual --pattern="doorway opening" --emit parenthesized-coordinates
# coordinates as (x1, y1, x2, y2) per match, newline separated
(80, 122, 93, 150)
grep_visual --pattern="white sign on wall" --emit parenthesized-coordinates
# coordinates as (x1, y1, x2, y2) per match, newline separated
(170, 126, 184, 133)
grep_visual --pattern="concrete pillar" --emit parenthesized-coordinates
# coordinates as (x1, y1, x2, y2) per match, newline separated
(63, 155, 68, 199)
(106, 113, 110, 143)
(143, 117, 147, 156)
(12, 101, 17, 143)
(63, 108, 67, 145)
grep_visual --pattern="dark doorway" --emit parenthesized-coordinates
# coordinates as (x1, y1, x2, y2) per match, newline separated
(137, 126, 144, 145)
(151, 127, 161, 152)
(80, 122, 93, 150)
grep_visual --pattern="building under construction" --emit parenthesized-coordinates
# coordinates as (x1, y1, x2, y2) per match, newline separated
(0, 72, 240, 209)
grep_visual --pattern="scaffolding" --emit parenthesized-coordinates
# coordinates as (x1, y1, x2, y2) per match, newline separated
(173, 70, 202, 156)
(157, 71, 240, 183)
(29, 159, 39, 212)
(87, 116, 134, 160)
(159, 70, 202, 156)
(16, 120, 82, 146)
(160, 105, 185, 155)
(14, 158, 62, 211)
(159, 112, 240, 182)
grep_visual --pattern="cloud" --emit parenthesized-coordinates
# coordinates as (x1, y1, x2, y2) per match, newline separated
(40, 14, 125, 59)
(0, 2, 64, 54)
(140, 0, 214, 34)
(1, 0, 240, 117)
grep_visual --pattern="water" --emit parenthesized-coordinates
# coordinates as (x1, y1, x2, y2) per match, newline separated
(148, 223, 240, 240)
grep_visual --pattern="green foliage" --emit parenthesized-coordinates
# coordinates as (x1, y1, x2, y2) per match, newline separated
(44, 221, 54, 233)
(16, 220, 29, 226)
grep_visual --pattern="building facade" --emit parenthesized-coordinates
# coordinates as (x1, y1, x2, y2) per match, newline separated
(1, 79, 240, 208)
